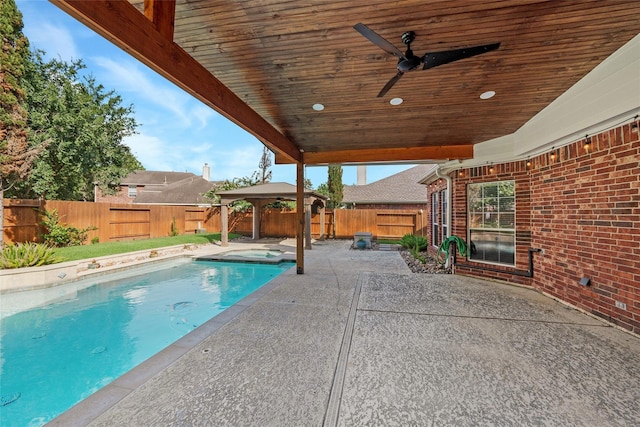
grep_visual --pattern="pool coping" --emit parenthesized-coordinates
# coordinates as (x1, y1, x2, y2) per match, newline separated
(0, 244, 208, 294)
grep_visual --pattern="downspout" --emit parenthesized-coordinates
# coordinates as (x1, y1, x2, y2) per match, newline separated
(435, 166, 452, 268)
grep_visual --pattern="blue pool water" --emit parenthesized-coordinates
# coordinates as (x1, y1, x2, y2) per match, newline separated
(0, 259, 292, 426)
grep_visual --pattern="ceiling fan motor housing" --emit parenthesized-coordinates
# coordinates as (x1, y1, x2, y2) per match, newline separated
(398, 53, 422, 72)
(401, 31, 416, 45)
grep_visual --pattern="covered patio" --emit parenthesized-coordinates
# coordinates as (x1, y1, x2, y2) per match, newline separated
(42, 2, 640, 422)
(49, 0, 640, 275)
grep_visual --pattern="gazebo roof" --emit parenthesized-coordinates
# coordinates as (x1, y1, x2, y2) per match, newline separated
(217, 182, 327, 204)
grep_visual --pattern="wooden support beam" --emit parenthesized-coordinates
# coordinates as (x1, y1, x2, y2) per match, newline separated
(275, 145, 474, 165)
(144, 0, 175, 40)
(51, 0, 301, 163)
(296, 162, 304, 274)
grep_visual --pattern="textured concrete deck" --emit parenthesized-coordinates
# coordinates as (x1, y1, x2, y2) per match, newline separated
(51, 240, 640, 426)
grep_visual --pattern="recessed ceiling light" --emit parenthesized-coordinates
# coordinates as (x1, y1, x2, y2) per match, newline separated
(390, 97, 403, 105)
(312, 103, 324, 111)
(480, 90, 496, 100)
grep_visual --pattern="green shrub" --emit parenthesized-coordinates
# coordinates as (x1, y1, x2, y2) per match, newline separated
(91, 237, 100, 244)
(0, 242, 63, 269)
(400, 234, 428, 251)
(400, 234, 428, 264)
(40, 209, 97, 247)
(170, 216, 179, 237)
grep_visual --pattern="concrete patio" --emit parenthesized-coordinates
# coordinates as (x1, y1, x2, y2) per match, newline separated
(51, 240, 640, 426)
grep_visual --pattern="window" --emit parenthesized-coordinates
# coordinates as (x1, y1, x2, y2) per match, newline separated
(431, 192, 439, 247)
(441, 189, 448, 242)
(431, 190, 449, 247)
(128, 185, 137, 198)
(467, 181, 515, 265)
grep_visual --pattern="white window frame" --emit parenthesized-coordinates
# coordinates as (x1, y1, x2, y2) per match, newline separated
(431, 192, 439, 247)
(467, 180, 515, 266)
(440, 189, 448, 242)
(128, 185, 137, 198)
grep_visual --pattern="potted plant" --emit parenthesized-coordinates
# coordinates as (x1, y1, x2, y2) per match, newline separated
(356, 238, 367, 250)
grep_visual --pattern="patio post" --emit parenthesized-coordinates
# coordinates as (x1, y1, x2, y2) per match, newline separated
(251, 200, 263, 240)
(296, 161, 304, 274)
(221, 204, 229, 247)
(305, 203, 312, 249)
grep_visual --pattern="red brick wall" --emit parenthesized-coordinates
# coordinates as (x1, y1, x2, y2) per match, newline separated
(427, 121, 640, 333)
(95, 185, 136, 204)
(444, 163, 533, 286)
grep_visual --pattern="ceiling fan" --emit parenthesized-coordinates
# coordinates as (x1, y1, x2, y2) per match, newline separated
(354, 23, 501, 98)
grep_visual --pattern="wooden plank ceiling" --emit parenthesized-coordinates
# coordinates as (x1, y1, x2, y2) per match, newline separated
(53, 0, 640, 165)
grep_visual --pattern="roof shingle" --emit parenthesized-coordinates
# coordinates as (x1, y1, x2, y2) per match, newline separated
(343, 165, 435, 204)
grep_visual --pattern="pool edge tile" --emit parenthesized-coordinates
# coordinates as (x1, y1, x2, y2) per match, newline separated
(46, 384, 131, 427)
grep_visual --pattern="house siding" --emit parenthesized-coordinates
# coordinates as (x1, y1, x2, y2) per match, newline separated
(427, 122, 640, 334)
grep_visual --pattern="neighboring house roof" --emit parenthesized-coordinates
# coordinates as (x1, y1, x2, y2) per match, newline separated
(343, 164, 436, 204)
(133, 176, 218, 205)
(119, 170, 218, 205)
(217, 182, 327, 204)
(121, 170, 197, 187)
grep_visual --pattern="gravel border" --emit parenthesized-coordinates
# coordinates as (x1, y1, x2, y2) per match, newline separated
(350, 241, 451, 274)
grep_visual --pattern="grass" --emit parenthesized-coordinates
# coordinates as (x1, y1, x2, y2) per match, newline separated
(53, 233, 240, 262)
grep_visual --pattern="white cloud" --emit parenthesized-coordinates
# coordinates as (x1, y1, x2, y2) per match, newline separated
(208, 144, 264, 181)
(92, 57, 196, 126)
(123, 132, 262, 180)
(23, 20, 79, 61)
(191, 104, 218, 129)
(123, 134, 176, 172)
(190, 142, 215, 154)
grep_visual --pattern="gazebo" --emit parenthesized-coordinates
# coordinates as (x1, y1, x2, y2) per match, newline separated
(216, 182, 328, 255)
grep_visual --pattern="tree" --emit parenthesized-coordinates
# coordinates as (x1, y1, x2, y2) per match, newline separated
(202, 173, 261, 210)
(0, 0, 43, 246)
(9, 52, 141, 200)
(258, 146, 272, 183)
(303, 178, 313, 190)
(315, 182, 329, 198)
(327, 164, 343, 209)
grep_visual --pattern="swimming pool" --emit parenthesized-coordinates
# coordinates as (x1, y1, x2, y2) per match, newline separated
(0, 258, 293, 426)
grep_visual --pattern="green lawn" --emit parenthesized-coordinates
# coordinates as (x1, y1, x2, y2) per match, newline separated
(54, 233, 240, 262)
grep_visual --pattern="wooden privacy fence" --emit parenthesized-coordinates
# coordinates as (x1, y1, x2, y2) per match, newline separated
(2, 199, 222, 245)
(2, 199, 427, 244)
(331, 209, 426, 239)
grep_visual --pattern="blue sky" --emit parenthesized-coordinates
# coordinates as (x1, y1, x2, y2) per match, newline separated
(16, 0, 414, 188)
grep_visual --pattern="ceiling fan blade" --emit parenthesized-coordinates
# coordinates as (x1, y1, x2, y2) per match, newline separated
(422, 42, 500, 70)
(377, 71, 404, 98)
(354, 23, 406, 60)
